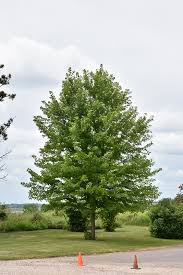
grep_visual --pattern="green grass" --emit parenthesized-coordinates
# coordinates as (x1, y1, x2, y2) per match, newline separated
(0, 226, 183, 260)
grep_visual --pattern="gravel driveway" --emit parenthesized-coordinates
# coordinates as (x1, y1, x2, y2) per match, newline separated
(0, 246, 183, 275)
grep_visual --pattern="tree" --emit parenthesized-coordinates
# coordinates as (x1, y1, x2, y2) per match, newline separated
(175, 184, 183, 203)
(0, 64, 16, 179)
(23, 66, 160, 240)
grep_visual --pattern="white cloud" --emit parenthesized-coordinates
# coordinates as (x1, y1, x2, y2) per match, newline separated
(151, 111, 183, 133)
(176, 169, 183, 178)
(153, 132, 183, 155)
(0, 37, 96, 88)
(149, 111, 183, 157)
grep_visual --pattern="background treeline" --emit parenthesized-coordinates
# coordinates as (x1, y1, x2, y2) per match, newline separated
(5, 204, 42, 212)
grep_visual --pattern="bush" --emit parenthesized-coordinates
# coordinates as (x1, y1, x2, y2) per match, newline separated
(100, 209, 118, 232)
(149, 199, 183, 239)
(66, 208, 86, 232)
(0, 204, 8, 221)
(116, 211, 150, 227)
(0, 211, 7, 221)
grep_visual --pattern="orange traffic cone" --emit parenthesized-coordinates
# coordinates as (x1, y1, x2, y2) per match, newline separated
(131, 255, 141, 269)
(77, 252, 84, 267)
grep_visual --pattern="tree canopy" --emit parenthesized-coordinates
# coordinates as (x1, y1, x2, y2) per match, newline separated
(23, 66, 160, 239)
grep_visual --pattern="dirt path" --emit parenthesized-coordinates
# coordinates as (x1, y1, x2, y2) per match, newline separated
(0, 247, 183, 274)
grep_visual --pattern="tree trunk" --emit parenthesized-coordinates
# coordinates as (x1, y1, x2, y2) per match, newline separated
(90, 210, 96, 240)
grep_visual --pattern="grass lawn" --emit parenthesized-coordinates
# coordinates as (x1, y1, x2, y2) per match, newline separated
(0, 226, 183, 260)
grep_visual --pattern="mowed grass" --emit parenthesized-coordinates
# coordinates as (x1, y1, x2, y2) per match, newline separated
(0, 226, 183, 260)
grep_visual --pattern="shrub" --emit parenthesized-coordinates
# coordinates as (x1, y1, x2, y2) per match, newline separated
(100, 209, 118, 232)
(31, 212, 43, 222)
(0, 204, 8, 221)
(66, 208, 86, 232)
(149, 199, 183, 239)
(0, 211, 7, 221)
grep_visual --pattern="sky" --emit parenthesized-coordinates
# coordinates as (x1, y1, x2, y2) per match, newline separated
(0, 0, 183, 203)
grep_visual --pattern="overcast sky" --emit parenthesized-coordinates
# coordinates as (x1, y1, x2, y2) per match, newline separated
(1, 0, 183, 203)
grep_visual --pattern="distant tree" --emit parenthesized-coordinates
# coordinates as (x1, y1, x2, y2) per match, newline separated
(23, 66, 160, 240)
(175, 184, 183, 203)
(0, 64, 16, 179)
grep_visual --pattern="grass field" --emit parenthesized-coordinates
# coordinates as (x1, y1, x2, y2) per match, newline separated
(0, 226, 183, 260)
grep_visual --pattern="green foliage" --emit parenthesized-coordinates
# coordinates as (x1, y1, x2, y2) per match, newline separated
(31, 212, 43, 223)
(100, 208, 118, 232)
(0, 212, 7, 221)
(149, 199, 183, 239)
(0, 211, 68, 232)
(23, 65, 160, 239)
(41, 204, 51, 212)
(0, 204, 8, 221)
(23, 204, 39, 213)
(66, 207, 86, 232)
(175, 184, 183, 203)
(116, 211, 150, 227)
(43, 211, 68, 229)
(0, 213, 46, 232)
(95, 217, 103, 229)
